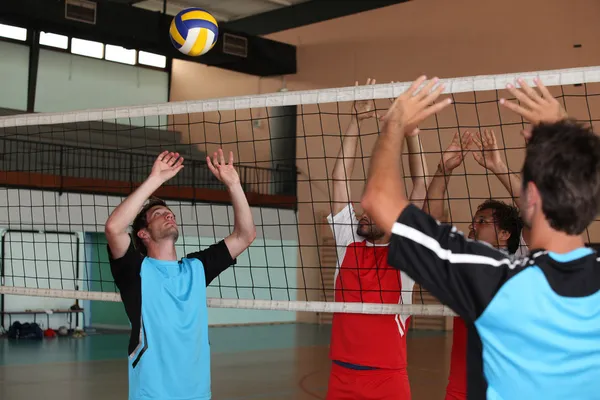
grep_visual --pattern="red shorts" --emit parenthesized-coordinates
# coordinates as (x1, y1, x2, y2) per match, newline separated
(444, 389, 466, 400)
(326, 363, 411, 400)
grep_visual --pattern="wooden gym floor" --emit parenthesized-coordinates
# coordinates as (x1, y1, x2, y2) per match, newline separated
(0, 324, 453, 399)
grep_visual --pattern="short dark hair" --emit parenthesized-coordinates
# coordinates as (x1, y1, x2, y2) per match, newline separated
(477, 199, 523, 254)
(522, 120, 600, 235)
(132, 198, 169, 255)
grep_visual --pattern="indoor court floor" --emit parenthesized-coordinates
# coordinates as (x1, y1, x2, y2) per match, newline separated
(0, 324, 453, 400)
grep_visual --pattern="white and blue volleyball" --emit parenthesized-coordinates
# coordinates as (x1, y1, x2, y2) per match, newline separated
(169, 8, 218, 57)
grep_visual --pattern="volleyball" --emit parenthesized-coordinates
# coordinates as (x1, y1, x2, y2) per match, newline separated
(169, 8, 218, 57)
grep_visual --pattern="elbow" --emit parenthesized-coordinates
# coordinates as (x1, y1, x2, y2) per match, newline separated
(104, 220, 118, 236)
(238, 226, 257, 247)
(361, 190, 377, 217)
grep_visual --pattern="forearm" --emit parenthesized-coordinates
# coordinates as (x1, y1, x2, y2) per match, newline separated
(105, 175, 163, 233)
(406, 135, 429, 204)
(228, 183, 256, 241)
(332, 117, 360, 180)
(362, 121, 409, 233)
(492, 163, 522, 202)
(423, 165, 452, 221)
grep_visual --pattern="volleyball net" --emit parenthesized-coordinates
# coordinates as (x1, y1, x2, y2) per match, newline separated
(1, 66, 600, 324)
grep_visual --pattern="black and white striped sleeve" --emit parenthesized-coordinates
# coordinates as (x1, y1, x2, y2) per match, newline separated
(387, 204, 520, 322)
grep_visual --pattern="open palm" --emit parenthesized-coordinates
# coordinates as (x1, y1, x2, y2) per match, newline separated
(150, 151, 184, 183)
(207, 149, 240, 187)
(441, 131, 472, 172)
(472, 130, 504, 173)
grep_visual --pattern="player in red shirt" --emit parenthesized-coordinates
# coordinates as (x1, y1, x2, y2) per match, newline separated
(325, 79, 429, 400)
(422, 130, 526, 399)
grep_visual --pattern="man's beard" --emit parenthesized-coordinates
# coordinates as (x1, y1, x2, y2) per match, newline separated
(357, 224, 384, 241)
(153, 225, 179, 242)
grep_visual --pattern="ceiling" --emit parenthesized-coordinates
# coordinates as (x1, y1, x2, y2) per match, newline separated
(130, 0, 310, 23)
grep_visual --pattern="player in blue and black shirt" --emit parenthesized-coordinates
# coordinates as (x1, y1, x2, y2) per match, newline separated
(105, 149, 256, 400)
(362, 75, 600, 399)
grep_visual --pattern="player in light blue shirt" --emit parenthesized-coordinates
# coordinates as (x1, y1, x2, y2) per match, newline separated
(105, 149, 256, 400)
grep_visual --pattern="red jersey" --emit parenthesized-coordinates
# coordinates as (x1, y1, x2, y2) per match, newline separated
(446, 317, 467, 399)
(327, 204, 415, 369)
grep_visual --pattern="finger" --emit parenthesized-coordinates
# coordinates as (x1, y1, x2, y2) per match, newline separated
(219, 149, 226, 165)
(213, 152, 219, 167)
(449, 131, 460, 145)
(534, 77, 554, 100)
(174, 156, 184, 168)
(505, 84, 538, 111)
(412, 98, 453, 125)
(170, 153, 180, 166)
(420, 83, 446, 107)
(487, 129, 497, 146)
(517, 78, 544, 104)
(228, 151, 234, 165)
(499, 99, 538, 122)
(403, 75, 428, 98)
(416, 77, 440, 101)
(163, 152, 175, 164)
(206, 156, 217, 173)
(157, 150, 169, 161)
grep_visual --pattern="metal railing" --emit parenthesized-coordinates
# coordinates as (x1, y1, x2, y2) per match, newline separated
(0, 137, 297, 198)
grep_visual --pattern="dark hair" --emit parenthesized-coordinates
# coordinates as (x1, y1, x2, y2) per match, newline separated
(522, 120, 600, 235)
(477, 199, 523, 254)
(132, 198, 169, 255)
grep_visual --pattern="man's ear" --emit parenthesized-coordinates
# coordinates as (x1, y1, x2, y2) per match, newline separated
(526, 181, 540, 209)
(498, 229, 511, 242)
(137, 229, 149, 240)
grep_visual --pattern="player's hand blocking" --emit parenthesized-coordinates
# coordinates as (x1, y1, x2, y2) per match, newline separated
(381, 76, 452, 135)
(500, 78, 568, 138)
(150, 151, 185, 183)
(207, 149, 240, 187)
(472, 129, 506, 174)
(440, 131, 473, 174)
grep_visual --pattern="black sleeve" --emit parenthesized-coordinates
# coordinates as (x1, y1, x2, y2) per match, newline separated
(387, 204, 524, 322)
(187, 240, 237, 286)
(107, 236, 143, 294)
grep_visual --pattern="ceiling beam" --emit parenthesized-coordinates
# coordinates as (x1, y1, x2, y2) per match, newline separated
(0, 0, 296, 77)
(225, 0, 410, 36)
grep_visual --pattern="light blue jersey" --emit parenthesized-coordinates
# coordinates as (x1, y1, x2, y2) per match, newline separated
(128, 256, 210, 400)
(109, 239, 235, 400)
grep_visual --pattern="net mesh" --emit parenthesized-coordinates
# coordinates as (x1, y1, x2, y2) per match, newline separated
(2, 66, 600, 320)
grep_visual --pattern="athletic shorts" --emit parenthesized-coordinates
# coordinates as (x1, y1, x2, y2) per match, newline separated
(325, 362, 411, 400)
(444, 389, 466, 400)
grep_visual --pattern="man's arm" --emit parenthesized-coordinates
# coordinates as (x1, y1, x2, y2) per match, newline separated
(361, 75, 451, 233)
(331, 78, 378, 215)
(406, 135, 430, 207)
(105, 151, 184, 259)
(207, 149, 256, 260)
(422, 131, 472, 220)
(472, 129, 523, 203)
(387, 204, 518, 321)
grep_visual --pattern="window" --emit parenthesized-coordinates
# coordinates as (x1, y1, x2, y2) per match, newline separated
(138, 51, 167, 69)
(71, 37, 103, 59)
(40, 32, 69, 49)
(0, 23, 27, 41)
(105, 44, 136, 65)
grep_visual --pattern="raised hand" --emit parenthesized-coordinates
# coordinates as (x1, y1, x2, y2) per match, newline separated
(472, 130, 505, 173)
(500, 78, 567, 138)
(352, 78, 379, 121)
(381, 76, 452, 135)
(150, 151, 184, 183)
(440, 131, 472, 173)
(207, 149, 240, 187)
